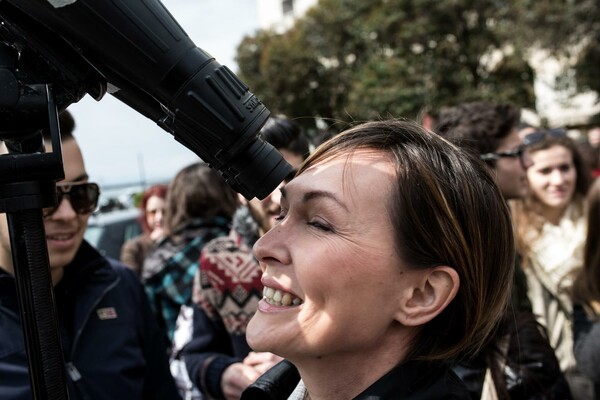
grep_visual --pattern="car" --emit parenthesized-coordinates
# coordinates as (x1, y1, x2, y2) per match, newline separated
(84, 208, 142, 260)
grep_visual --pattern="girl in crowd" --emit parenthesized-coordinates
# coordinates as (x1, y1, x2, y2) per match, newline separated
(142, 162, 239, 346)
(120, 183, 168, 276)
(571, 177, 600, 398)
(511, 130, 592, 397)
(242, 119, 515, 399)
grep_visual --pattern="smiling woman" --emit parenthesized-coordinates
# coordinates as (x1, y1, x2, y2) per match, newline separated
(242, 119, 515, 400)
(511, 132, 593, 397)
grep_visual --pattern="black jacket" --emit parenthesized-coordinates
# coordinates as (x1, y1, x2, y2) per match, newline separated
(455, 311, 572, 399)
(242, 359, 469, 399)
(0, 241, 180, 399)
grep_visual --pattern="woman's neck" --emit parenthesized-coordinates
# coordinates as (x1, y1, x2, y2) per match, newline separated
(292, 330, 411, 400)
(539, 203, 568, 226)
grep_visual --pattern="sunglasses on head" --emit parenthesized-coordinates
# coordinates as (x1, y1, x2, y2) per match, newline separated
(523, 128, 567, 146)
(43, 182, 100, 217)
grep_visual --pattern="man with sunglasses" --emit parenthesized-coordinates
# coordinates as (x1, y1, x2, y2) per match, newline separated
(0, 110, 180, 399)
(433, 102, 572, 399)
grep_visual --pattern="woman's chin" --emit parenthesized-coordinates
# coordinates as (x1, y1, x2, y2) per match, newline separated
(246, 314, 285, 355)
(246, 315, 267, 351)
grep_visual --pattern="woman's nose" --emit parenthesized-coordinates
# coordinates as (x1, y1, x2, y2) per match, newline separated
(549, 169, 565, 185)
(253, 223, 290, 266)
(253, 229, 275, 264)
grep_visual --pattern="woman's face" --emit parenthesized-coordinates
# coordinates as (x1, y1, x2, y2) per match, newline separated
(527, 144, 577, 211)
(145, 195, 166, 232)
(246, 150, 422, 362)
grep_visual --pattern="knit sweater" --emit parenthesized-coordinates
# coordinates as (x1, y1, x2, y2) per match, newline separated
(182, 206, 263, 399)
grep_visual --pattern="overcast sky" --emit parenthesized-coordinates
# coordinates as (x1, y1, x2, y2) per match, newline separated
(67, 0, 260, 188)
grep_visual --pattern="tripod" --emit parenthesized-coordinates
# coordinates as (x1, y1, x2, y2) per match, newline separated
(1, 46, 69, 398)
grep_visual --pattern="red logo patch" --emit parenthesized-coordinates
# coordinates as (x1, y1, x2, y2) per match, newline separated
(96, 307, 118, 320)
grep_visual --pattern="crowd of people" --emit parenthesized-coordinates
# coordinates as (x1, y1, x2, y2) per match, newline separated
(0, 103, 599, 400)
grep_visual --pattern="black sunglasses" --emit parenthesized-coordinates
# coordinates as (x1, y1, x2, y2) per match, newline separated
(43, 183, 100, 217)
(480, 146, 529, 169)
(523, 128, 567, 146)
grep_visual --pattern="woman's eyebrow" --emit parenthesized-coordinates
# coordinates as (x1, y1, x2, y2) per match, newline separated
(281, 186, 349, 212)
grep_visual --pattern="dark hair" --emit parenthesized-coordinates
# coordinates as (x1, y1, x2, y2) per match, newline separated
(164, 162, 239, 235)
(575, 139, 600, 174)
(139, 184, 168, 233)
(261, 116, 310, 160)
(434, 102, 521, 157)
(571, 178, 600, 309)
(41, 108, 76, 142)
(59, 109, 76, 139)
(301, 119, 515, 361)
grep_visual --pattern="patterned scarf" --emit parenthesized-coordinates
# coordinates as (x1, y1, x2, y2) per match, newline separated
(144, 217, 231, 342)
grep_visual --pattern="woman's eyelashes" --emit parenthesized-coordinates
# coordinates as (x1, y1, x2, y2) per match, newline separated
(274, 209, 333, 233)
(307, 219, 332, 232)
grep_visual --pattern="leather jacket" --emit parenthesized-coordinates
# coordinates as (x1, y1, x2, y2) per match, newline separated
(242, 359, 469, 399)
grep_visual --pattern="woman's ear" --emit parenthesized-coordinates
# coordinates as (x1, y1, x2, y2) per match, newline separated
(394, 266, 459, 326)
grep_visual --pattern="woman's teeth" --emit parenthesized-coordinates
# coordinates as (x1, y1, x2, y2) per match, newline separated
(263, 286, 303, 306)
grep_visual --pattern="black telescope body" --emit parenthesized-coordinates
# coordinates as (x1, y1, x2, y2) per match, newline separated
(0, 0, 292, 200)
(0, 1, 292, 398)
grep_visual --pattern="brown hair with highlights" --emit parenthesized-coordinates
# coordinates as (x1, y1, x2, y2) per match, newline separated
(164, 162, 239, 236)
(300, 119, 515, 361)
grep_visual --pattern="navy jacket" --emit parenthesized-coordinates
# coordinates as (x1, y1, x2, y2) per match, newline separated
(0, 241, 180, 400)
(182, 303, 252, 398)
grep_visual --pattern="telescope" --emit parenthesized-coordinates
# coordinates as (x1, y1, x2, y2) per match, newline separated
(0, 0, 292, 200)
(0, 1, 292, 398)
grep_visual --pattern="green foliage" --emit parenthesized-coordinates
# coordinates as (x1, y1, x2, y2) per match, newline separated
(130, 192, 143, 208)
(236, 0, 599, 131)
(575, 33, 600, 95)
